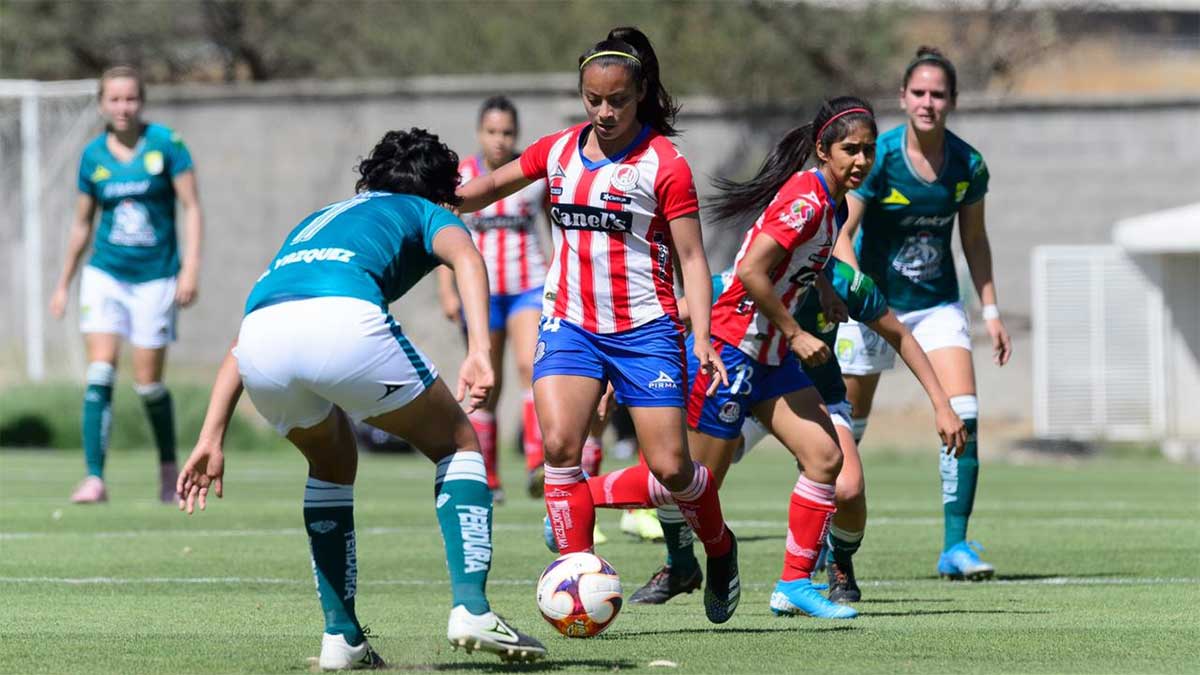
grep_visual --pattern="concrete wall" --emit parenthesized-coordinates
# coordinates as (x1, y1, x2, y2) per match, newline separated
(4, 76, 1199, 431)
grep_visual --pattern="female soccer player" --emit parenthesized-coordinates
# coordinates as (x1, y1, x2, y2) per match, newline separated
(176, 129, 545, 668)
(50, 66, 204, 504)
(833, 47, 1012, 581)
(436, 95, 550, 501)
(457, 27, 741, 624)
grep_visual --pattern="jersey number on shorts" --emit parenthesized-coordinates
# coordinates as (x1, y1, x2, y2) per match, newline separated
(729, 363, 754, 395)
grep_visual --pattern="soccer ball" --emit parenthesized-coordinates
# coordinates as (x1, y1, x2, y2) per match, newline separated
(536, 552, 623, 638)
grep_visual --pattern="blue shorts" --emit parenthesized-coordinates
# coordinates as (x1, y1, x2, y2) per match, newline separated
(686, 335, 813, 439)
(533, 315, 686, 408)
(476, 287, 542, 332)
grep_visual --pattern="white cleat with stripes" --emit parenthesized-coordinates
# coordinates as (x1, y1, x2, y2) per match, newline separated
(446, 605, 546, 663)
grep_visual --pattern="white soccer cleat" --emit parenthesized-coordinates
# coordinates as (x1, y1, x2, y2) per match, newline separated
(318, 632, 385, 671)
(446, 605, 546, 663)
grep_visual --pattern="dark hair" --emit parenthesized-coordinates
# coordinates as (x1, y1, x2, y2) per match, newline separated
(355, 128, 462, 206)
(708, 96, 876, 226)
(98, 65, 145, 101)
(577, 26, 680, 137)
(902, 46, 958, 100)
(478, 95, 518, 130)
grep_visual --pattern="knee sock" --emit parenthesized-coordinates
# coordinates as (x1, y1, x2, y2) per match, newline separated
(658, 505, 699, 574)
(781, 475, 836, 581)
(586, 460, 667, 509)
(581, 435, 603, 477)
(303, 477, 363, 644)
(671, 463, 731, 558)
(135, 382, 176, 464)
(521, 390, 544, 471)
(82, 362, 114, 478)
(544, 465, 594, 553)
(942, 395, 979, 551)
(468, 410, 499, 490)
(828, 522, 864, 567)
(434, 452, 492, 614)
(850, 417, 869, 445)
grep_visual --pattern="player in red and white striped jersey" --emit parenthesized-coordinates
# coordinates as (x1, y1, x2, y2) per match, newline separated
(458, 27, 740, 625)
(437, 97, 549, 502)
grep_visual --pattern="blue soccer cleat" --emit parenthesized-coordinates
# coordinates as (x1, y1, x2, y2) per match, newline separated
(542, 515, 558, 553)
(769, 578, 858, 619)
(937, 540, 996, 581)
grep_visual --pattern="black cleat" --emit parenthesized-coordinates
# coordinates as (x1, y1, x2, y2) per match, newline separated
(628, 564, 702, 604)
(703, 529, 740, 624)
(826, 557, 861, 603)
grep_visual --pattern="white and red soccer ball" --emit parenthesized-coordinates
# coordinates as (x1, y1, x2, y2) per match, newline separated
(536, 552, 623, 638)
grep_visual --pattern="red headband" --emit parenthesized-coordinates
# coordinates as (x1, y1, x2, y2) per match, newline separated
(816, 107, 871, 142)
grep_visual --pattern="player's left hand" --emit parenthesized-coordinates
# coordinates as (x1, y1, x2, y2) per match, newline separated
(986, 317, 1012, 367)
(456, 349, 495, 412)
(596, 382, 616, 423)
(177, 440, 224, 515)
(693, 339, 729, 396)
(176, 266, 199, 308)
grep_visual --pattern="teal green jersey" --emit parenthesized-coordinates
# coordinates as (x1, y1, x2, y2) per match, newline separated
(710, 259, 888, 404)
(850, 124, 988, 312)
(244, 192, 467, 314)
(77, 123, 193, 283)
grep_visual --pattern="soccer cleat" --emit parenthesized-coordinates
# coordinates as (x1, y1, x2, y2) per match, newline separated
(542, 516, 605, 551)
(491, 487, 506, 506)
(159, 462, 178, 504)
(703, 529, 740, 624)
(620, 509, 665, 542)
(628, 564, 702, 604)
(70, 476, 107, 504)
(826, 558, 861, 603)
(446, 605, 546, 663)
(769, 578, 858, 619)
(318, 632, 385, 671)
(592, 523, 609, 545)
(937, 540, 996, 581)
(527, 466, 544, 498)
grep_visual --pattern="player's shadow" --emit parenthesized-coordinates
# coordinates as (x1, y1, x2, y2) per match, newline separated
(604, 625, 855, 639)
(919, 572, 1124, 582)
(855, 597, 954, 604)
(864, 608, 1050, 618)
(733, 533, 784, 543)
(422, 658, 639, 672)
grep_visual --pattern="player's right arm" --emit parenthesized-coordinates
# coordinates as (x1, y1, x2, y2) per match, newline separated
(456, 159, 532, 214)
(832, 194, 866, 272)
(738, 234, 829, 367)
(433, 226, 493, 411)
(49, 193, 98, 319)
(178, 342, 242, 514)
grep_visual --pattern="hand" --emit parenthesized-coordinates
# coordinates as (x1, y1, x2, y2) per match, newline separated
(788, 330, 831, 367)
(439, 291, 463, 325)
(49, 285, 69, 319)
(818, 287, 849, 324)
(456, 350, 494, 412)
(596, 382, 616, 423)
(175, 266, 199, 308)
(693, 339, 729, 396)
(986, 317, 1012, 367)
(936, 405, 967, 457)
(177, 439, 225, 514)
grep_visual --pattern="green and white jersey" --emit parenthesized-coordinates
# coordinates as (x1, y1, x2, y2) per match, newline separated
(77, 123, 193, 283)
(245, 192, 467, 314)
(851, 124, 988, 312)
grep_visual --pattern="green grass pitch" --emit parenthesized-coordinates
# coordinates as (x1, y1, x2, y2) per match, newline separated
(1, 445, 1197, 673)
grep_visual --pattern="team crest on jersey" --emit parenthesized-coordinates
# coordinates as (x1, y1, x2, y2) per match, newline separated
(892, 231, 943, 282)
(836, 338, 855, 362)
(610, 164, 640, 192)
(143, 150, 164, 176)
(718, 401, 741, 424)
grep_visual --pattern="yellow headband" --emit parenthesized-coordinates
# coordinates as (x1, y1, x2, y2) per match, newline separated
(580, 50, 641, 70)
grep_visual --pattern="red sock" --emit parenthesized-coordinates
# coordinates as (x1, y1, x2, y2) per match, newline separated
(671, 463, 731, 558)
(544, 465, 594, 553)
(586, 462, 673, 509)
(522, 390, 543, 472)
(581, 436, 603, 476)
(468, 410, 499, 490)
(781, 475, 836, 581)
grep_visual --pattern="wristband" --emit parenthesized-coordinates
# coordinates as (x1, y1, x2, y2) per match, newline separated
(981, 304, 1000, 321)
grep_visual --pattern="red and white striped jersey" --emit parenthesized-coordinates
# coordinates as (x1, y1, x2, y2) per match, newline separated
(459, 154, 548, 295)
(711, 168, 842, 365)
(519, 123, 699, 334)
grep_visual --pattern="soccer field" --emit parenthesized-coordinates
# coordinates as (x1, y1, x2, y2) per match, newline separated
(2, 446, 1197, 674)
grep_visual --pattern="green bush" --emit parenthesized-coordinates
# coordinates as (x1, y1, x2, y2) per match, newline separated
(0, 382, 285, 451)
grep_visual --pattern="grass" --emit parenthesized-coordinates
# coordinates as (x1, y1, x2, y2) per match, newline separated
(1, 444, 1198, 674)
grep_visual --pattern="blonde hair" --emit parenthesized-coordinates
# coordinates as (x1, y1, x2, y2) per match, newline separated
(98, 66, 145, 101)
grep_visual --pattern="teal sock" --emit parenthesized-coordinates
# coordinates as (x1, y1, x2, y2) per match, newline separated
(82, 362, 114, 478)
(303, 477, 363, 644)
(828, 523, 863, 567)
(434, 452, 492, 615)
(657, 505, 698, 574)
(136, 383, 176, 464)
(942, 396, 980, 551)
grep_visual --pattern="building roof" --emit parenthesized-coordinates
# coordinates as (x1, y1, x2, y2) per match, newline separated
(1114, 202, 1200, 253)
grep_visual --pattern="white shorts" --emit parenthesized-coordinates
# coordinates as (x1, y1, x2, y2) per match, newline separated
(836, 302, 972, 376)
(79, 265, 177, 348)
(234, 296, 439, 435)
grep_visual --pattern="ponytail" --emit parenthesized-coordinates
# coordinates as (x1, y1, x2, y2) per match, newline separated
(578, 26, 680, 137)
(708, 96, 876, 227)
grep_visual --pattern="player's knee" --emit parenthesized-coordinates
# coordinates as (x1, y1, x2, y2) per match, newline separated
(805, 441, 843, 482)
(133, 381, 168, 402)
(835, 472, 865, 504)
(646, 455, 691, 492)
(86, 362, 115, 388)
(540, 427, 583, 464)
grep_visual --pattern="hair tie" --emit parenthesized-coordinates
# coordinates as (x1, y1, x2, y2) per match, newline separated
(816, 107, 871, 142)
(580, 50, 641, 70)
